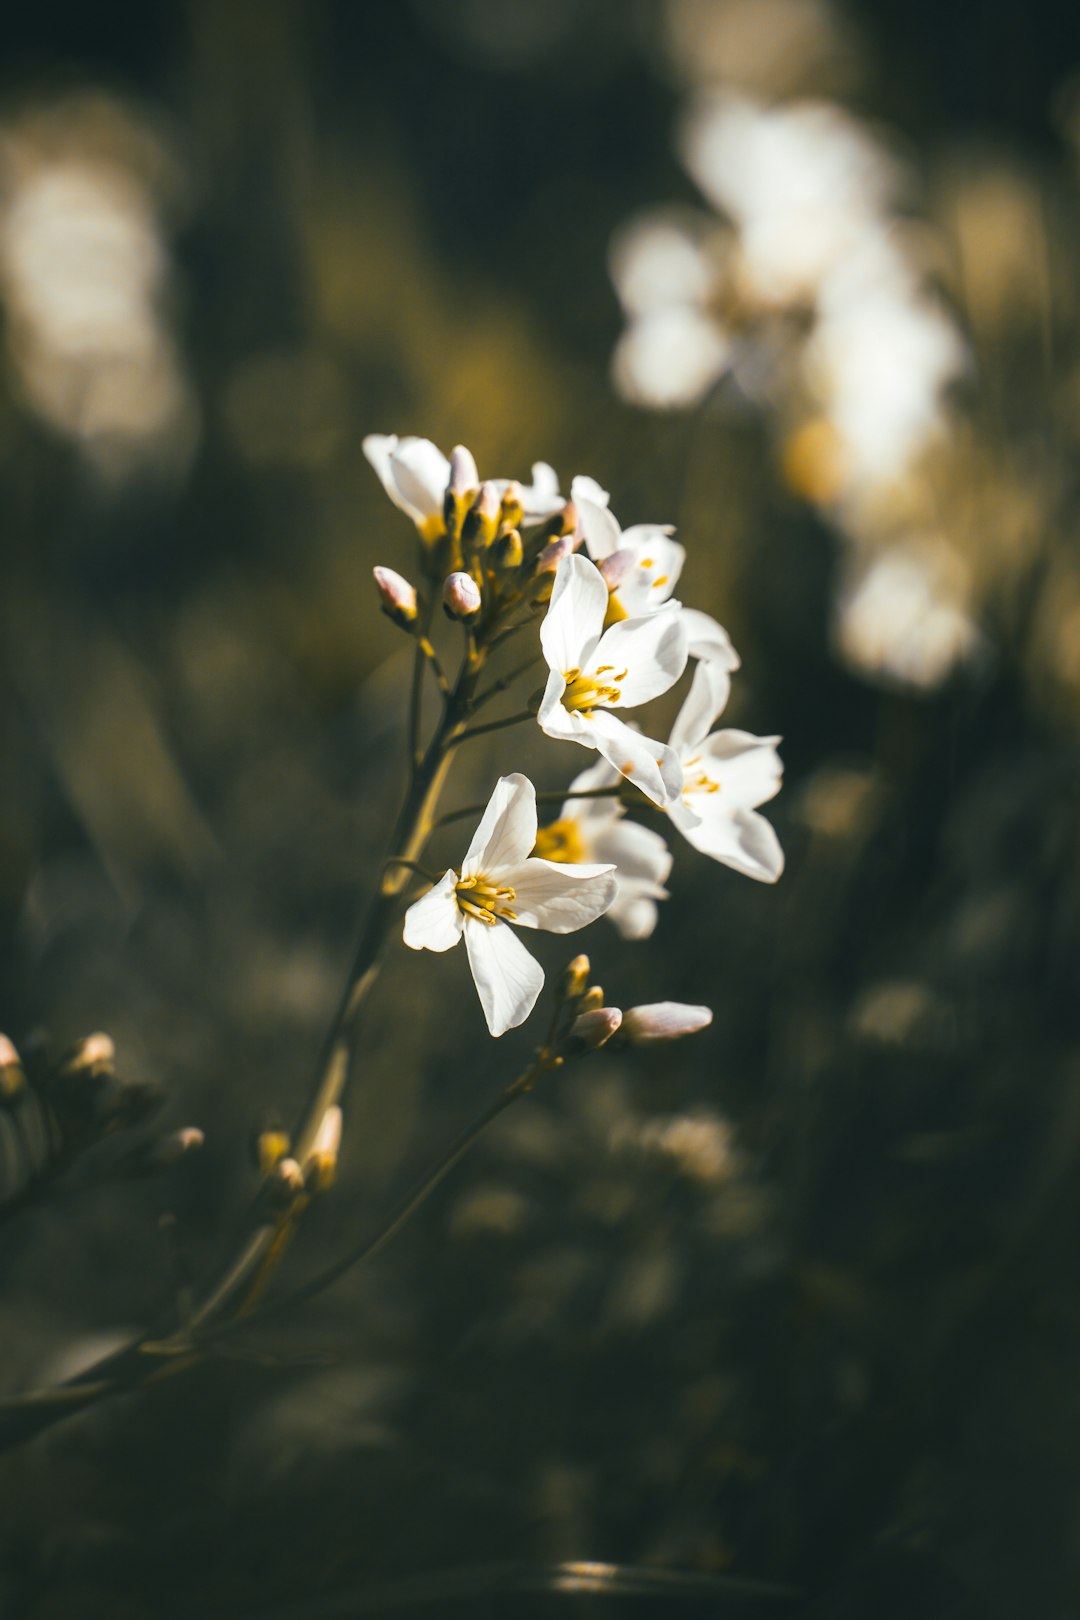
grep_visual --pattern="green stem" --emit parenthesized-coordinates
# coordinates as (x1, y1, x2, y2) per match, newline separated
(455, 710, 535, 745)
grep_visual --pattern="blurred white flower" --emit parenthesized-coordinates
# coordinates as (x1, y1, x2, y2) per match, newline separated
(834, 540, 980, 691)
(533, 757, 673, 940)
(679, 91, 904, 306)
(538, 555, 688, 806)
(403, 774, 615, 1037)
(665, 664, 785, 881)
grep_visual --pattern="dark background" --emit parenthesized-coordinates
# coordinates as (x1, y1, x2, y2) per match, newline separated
(2, 3, 1080, 1617)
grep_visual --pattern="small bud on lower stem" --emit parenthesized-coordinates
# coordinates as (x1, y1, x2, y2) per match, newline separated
(305, 1105, 343, 1192)
(443, 571, 482, 619)
(578, 985, 605, 1013)
(374, 566, 419, 627)
(621, 1002, 714, 1044)
(565, 1006, 622, 1054)
(0, 1034, 25, 1100)
(559, 954, 591, 1001)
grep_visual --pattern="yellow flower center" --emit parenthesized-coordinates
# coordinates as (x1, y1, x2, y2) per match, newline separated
(562, 664, 627, 714)
(682, 755, 720, 801)
(532, 817, 589, 865)
(455, 872, 517, 925)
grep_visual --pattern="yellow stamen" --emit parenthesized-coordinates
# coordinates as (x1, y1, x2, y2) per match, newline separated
(455, 872, 517, 924)
(533, 817, 588, 865)
(562, 666, 624, 713)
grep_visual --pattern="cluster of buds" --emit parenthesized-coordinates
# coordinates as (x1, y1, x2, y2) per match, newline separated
(255, 1103, 343, 1208)
(551, 955, 712, 1062)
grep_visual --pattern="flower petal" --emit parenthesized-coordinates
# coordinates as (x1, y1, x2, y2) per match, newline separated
(538, 670, 590, 743)
(463, 919, 545, 1037)
(588, 710, 684, 806)
(499, 858, 616, 932)
(607, 892, 661, 940)
(611, 530, 686, 614)
(570, 474, 611, 510)
(402, 870, 463, 952)
(592, 817, 672, 889)
(541, 555, 608, 675)
(670, 658, 724, 755)
(591, 608, 688, 708)
(389, 437, 451, 521)
(463, 774, 538, 876)
(677, 803, 784, 882)
(578, 496, 624, 561)
(699, 729, 783, 809)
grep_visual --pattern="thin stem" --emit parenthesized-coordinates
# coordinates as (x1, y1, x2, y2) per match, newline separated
(383, 856, 439, 883)
(454, 710, 535, 745)
(470, 653, 542, 713)
(408, 593, 439, 770)
(416, 635, 450, 697)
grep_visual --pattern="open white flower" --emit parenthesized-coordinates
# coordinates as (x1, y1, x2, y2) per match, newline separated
(577, 496, 741, 714)
(403, 774, 616, 1037)
(533, 757, 673, 941)
(665, 663, 784, 882)
(363, 433, 583, 541)
(538, 554, 688, 807)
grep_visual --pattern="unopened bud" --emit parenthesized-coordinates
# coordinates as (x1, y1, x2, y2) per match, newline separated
(443, 570, 482, 619)
(445, 445, 481, 538)
(268, 1155, 305, 1204)
(559, 954, 591, 1001)
(566, 1006, 622, 1054)
(499, 481, 524, 532)
(462, 481, 501, 549)
(597, 548, 634, 590)
(621, 1002, 713, 1045)
(560, 499, 579, 537)
(254, 1127, 291, 1175)
(578, 985, 605, 1013)
(0, 1034, 25, 1100)
(305, 1104, 343, 1192)
(374, 565, 418, 627)
(491, 528, 523, 570)
(534, 533, 577, 576)
(150, 1127, 205, 1167)
(59, 1031, 116, 1079)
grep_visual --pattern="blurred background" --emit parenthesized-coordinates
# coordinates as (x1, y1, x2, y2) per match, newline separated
(2, 2, 1080, 1615)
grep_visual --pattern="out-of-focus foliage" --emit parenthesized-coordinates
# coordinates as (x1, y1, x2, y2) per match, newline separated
(1, 3, 1079, 1618)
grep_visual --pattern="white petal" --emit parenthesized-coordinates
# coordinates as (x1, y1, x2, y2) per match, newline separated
(670, 658, 725, 755)
(678, 804, 785, 883)
(463, 919, 545, 1037)
(463, 774, 538, 876)
(363, 433, 414, 519)
(562, 755, 623, 827)
(589, 710, 684, 806)
(578, 496, 623, 561)
(389, 437, 451, 521)
(699, 729, 783, 809)
(498, 858, 616, 932)
(520, 461, 562, 517)
(538, 669, 591, 743)
(570, 474, 610, 510)
(610, 530, 686, 615)
(607, 892, 661, 940)
(402, 870, 463, 952)
(540, 555, 608, 674)
(681, 607, 740, 673)
(591, 609, 688, 708)
(592, 817, 672, 889)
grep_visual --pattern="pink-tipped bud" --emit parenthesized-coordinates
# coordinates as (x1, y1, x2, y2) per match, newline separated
(443, 570, 482, 619)
(622, 1002, 713, 1045)
(597, 548, 635, 590)
(535, 533, 577, 576)
(559, 954, 591, 1001)
(305, 1104, 343, 1191)
(60, 1031, 116, 1079)
(270, 1155, 305, 1202)
(150, 1127, 205, 1167)
(462, 481, 502, 549)
(0, 1034, 24, 1099)
(560, 499, 579, 538)
(374, 565, 418, 627)
(449, 444, 479, 494)
(566, 1006, 622, 1053)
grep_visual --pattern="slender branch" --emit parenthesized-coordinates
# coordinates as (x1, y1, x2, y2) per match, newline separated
(416, 635, 449, 697)
(408, 593, 439, 769)
(470, 653, 542, 714)
(454, 710, 535, 745)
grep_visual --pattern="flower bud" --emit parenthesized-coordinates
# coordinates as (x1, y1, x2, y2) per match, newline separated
(444, 445, 480, 538)
(534, 533, 577, 577)
(374, 565, 418, 627)
(266, 1155, 305, 1206)
(304, 1104, 343, 1192)
(149, 1127, 205, 1167)
(462, 481, 501, 549)
(597, 547, 635, 590)
(499, 481, 524, 532)
(443, 570, 482, 620)
(59, 1031, 116, 1079)
(559, 954, 591, 1001)
(254, 1127, 291, 1176)
(578, 985, 605, 1013)
(565, 1006, 622, 1054)
(0, 1034, 25, 1101)
(621, 1002, 713, 1045)
(491, 528, 523, 571)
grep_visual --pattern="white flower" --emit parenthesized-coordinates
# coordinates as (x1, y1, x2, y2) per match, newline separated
(533, 757, 673, 941)
(363, 433, 452, 543)
(403, 774, 616, 1038)
(833, 539, 979, 692)
(665, 663, 784, 882)
(538, 554, 688, 807)
(577, 496, 741, 714)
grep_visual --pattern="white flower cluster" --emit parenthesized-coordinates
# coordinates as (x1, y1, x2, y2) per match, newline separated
(366, 435, 784, 1038)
